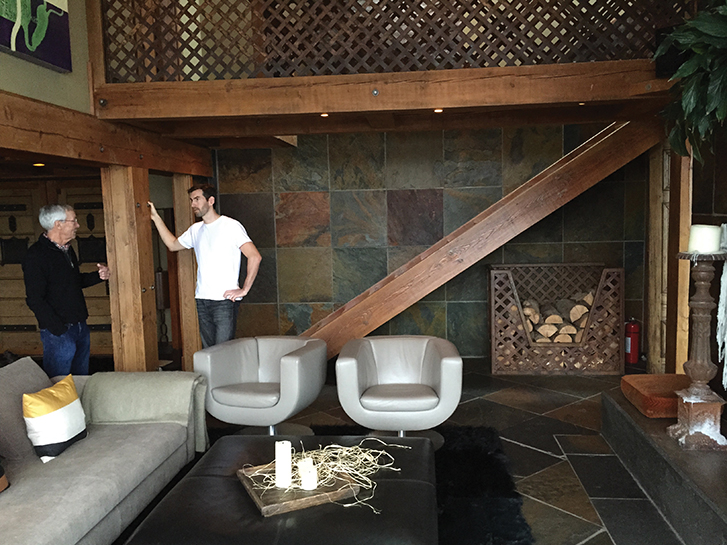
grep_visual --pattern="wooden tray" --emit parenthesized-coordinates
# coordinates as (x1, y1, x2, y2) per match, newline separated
(237, 464, 361, 517)
(621, 374, 692, 419)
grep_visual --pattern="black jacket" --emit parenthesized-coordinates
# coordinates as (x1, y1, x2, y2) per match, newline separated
(22, 235, 103, 336)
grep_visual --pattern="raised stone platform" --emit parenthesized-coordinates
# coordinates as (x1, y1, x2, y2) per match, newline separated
(602, 390, 727, 544)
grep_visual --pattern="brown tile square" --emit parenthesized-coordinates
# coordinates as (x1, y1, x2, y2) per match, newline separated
(556, 435, 613, 455)
(517, 461, 602, 525)
(521, 497, 602, 545)
(277, 248, 332, 302)
(486, 385, 581, 415)
(275, 192, 330, 247)
(236, 304, 279, 337)
(545, 398, 602, 432)
(387, 188, 443, 246)
(217, 149, 272, 193)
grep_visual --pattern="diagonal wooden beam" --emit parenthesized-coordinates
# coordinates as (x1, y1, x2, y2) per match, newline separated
(94, 60, 667, 122)
(0, 90, 212, 176)
(304, 118, 664, 358)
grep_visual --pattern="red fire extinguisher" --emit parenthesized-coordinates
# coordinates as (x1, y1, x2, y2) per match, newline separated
(625, 318, 640, 365)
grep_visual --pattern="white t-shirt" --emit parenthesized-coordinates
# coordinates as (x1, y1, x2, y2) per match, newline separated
(177, 216, 252, 300)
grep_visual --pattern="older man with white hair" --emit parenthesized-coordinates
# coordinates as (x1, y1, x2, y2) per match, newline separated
(22, 204, 110, 377)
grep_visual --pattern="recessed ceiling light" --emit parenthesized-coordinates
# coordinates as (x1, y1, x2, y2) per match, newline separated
(434, 108, 443, 113)
(33, 163, 45, 167)
(578, 102, 586, 106)
(320, 113, 329, 117)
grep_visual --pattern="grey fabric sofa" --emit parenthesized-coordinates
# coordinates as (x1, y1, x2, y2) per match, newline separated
(0, 356, 208, 545)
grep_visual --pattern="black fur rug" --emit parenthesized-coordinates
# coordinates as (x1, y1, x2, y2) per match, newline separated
(311, 425, 534, 545)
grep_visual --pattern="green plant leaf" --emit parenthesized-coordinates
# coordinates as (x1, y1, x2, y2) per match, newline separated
(707, 63, 727, 113)
(672, 54, 707, 79)
(681, 73, 705, 117)
(689, 12, 727, 38)
(717, 98, 727, 121)
(668, 123, 689, 157)
(654, 35, 675, 58)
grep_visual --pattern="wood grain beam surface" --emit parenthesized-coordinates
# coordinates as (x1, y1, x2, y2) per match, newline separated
(147, 100, 666, 140)
(101, 166, 159, 371)
(94, 60, 668, 122)
(0, 90, 212, 176)
(304, 118, 664, 358)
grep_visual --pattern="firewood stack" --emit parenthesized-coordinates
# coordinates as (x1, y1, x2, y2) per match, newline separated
(521, 290, 594, 344)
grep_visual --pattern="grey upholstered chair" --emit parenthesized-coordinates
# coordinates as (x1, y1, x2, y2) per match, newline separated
(193, 336, 327, 435)
(336, 336, 462, 442)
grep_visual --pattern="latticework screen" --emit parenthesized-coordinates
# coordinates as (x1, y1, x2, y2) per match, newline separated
(101, 0, 691, 83)
(490, 264, 624, 375)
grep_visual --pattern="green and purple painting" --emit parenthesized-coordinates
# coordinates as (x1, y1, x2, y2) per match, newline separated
(0, 0, 71, 72)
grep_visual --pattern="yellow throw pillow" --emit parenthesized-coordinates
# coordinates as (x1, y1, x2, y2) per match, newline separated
(0, 462, 8, 493)
(22, 375, 87, 463)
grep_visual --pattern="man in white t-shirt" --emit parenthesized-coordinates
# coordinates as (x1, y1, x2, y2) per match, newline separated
(149, 184, 262, 347)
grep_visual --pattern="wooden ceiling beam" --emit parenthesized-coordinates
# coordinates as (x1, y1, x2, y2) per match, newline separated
(144, 100, 667, 141)
(94, 60, 670, 123)
(215, 136, 298, 149)
(0, 90, 212, 176)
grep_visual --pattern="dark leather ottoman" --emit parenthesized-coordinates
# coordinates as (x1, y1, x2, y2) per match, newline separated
(124, 435, 437, 545)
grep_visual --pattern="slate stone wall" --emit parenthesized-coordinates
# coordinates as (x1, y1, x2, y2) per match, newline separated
(217, 123, 647, 360)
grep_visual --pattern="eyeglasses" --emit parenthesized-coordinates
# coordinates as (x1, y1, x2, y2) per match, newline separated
(60, 219, 80, 224)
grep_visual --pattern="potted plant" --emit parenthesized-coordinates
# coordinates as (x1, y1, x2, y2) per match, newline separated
(655, 1, 727, 162)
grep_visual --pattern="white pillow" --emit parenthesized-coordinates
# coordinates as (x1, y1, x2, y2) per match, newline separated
(23, 375, 87, 463)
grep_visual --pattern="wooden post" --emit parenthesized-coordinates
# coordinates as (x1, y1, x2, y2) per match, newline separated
(101, 166, 159, 371)
(647, 144, 667, 373)
(172, 174, 201, 371)
(665, 151, 692, 374)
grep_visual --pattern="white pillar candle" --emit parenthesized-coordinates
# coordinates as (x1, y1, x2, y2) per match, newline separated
(688, 225, 722, 254)
(297, 457, 317, 490)
(275, 440, 292, 489)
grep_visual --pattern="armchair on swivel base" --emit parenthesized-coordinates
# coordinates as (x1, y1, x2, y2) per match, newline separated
(336, 335, 463, 449)
(194, 336, 327, 436)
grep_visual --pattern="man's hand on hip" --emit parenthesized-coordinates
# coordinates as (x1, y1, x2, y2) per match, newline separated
(222, 288, 246, 301)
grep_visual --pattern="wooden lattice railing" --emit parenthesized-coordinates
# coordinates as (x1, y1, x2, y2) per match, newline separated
(101, 0, 691, 84)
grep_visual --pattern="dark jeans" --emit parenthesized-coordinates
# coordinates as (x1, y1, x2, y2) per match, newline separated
(40, 321, 91, 377)
(196, 299, 240, 348)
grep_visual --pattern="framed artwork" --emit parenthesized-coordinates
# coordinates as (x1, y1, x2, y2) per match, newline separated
(0, 0, 71, 72)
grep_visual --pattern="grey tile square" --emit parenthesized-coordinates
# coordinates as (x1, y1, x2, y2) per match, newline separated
(386, 131, 443, 189)
(443, 186, 502, 235)
(590, 499, 682, 545)
(219, 192, 275, 249)
(439, 128, 502, 188)
(499, 415, 598, 456)
(331, 190, 387, 247)
(332, 247, 388, 303)
(273, 134, 329, 192)
(568, 455, 645, 499)
(330, 132, 385, 190)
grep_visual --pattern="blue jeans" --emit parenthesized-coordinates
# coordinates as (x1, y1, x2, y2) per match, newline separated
(40, 322, 91, 377)
(196, 299, 240, 348)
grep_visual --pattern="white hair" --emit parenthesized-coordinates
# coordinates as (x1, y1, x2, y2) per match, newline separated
(39, 204, 74, 231)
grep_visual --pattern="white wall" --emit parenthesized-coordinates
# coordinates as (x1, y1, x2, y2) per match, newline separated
(0, 0, 90, 113)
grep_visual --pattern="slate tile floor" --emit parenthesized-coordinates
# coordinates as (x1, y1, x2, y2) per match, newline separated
(286, 362, 685, 545)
